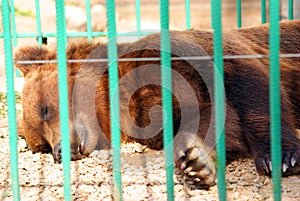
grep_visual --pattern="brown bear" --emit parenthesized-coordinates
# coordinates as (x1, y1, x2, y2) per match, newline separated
(15, 20, 300, 189)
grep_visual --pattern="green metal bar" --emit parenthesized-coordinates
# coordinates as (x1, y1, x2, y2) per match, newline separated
(135, 0, 142, 38)
(106, 1, 122, 200)
(9, 0, 20, 77)
(86, 0, 93, 41)
(211, 0, 226, 200)
(35, 0, 43, 46)
(261, 0, 267, 24)
(269, 1, 282, 201)
(1, 0, 20, 200)
(160, 1, 174, 201)
(55, 1, 72, 201)
(288, 0, 294, 20)
(9, 0, 17, 47)
(236, 0, 242, 28)
(0, 31, 155, 38)
(185, 0, 191, 29)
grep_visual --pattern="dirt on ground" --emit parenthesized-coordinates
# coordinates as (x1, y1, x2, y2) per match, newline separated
(1, 0, 300, 200)
(0, 115, 300, 201)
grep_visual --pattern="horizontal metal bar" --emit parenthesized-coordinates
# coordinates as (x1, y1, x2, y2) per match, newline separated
(14, 53, 300, 65)
(0, 31, 156, 38)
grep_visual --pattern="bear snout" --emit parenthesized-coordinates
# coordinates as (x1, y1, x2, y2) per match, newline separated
(52, 140, 88, 162)
(51, 123, 89, 162)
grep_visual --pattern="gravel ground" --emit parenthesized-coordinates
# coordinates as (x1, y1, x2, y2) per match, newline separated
(0, 114, 300, 200)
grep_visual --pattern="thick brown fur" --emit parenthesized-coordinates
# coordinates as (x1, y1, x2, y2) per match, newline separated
(15, 20, 300, 188)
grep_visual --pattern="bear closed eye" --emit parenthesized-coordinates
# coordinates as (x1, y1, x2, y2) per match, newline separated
(42, 106, 49, 121)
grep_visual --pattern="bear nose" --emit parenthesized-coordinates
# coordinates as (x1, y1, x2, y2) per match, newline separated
(53, 143, 62, 162)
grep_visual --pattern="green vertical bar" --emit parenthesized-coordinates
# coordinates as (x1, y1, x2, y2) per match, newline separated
(106, 1, 122, 201)
(86, 0, 93, 41)
(135, 0, 142, 38)
(9, 0, 17, 47)
(1, 0, 20, 200)
(185, 0, 191, 29)
(269, 0, 281, 201)
(211, 0, 226, 200)
(9, 0, 20, 77)
(160, 1, 174, 201)
(261, 0, 267, 24)
(236, 0, 242, 28)
(288, 0, 294, 20)
(35, 0, 43, 46)
(55, 1, 72, 201)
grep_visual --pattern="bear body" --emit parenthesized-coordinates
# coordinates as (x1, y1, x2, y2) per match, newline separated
(15, 20, 300, 188)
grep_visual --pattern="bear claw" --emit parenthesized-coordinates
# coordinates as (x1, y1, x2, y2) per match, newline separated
(291, 157, 296, 167)
(282, 163, 288, 173)
(256, 157, 271, 175)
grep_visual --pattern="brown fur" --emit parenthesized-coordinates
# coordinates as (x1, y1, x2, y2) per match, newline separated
(15, 21, 300, 187)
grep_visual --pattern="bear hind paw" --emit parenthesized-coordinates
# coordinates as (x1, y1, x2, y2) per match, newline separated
(177, 147, 216, 189)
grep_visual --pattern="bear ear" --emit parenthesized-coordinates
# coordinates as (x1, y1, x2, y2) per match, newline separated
(14, 46, 55, 76)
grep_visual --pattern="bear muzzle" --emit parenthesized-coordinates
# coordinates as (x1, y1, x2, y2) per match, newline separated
(52, 124, 89, 162)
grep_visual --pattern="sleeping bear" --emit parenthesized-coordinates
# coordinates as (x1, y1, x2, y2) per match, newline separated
(15, 20, 300, 188)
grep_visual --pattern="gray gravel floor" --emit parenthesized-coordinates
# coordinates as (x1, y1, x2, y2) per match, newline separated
(1, 116, 300, 201)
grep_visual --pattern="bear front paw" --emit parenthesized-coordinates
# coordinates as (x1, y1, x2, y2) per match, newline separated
(254, 146, 300, 176)
(282, 146, 300, 175)
(177, 147, 216, 189)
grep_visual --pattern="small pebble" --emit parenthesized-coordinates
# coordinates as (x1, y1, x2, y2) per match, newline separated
(263, 178, 271, 185)
(290, 178, 300, 184)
